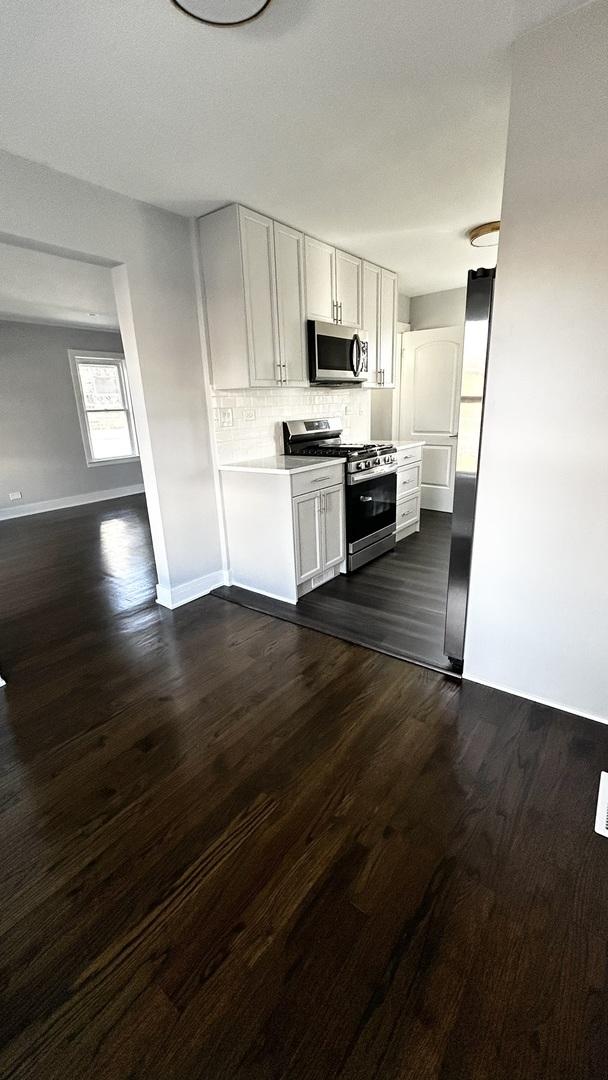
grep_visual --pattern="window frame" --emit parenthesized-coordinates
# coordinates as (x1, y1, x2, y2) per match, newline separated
(68, 350, 139, 467)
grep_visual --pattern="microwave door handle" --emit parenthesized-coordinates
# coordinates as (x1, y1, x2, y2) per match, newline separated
(350, 334, 362, 377)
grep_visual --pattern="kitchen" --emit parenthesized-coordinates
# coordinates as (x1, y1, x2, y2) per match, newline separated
(200, 203, 491, 672)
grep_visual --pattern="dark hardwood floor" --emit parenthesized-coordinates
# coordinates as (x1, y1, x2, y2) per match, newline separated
(1, 496, 608, 1079)
(214, 510, 453, 671)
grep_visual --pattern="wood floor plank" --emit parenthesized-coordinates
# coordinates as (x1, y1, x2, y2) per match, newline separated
(213, 508, 454, 671)
(1, 496, 607, 1079)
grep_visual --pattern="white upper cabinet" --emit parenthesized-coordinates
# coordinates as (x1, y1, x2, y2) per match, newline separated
(362, 262, 397, 386)
(305, 239, 362, 327)
(199, 203, 396, 390)
(335, 249, 362, 328)
(274, 222, 308, 386)
(378, 268, 398, 387)
(239, 207, 280, 387)
(199, 204, 280, 390)
(304, 236, 335, 322)
(362, 261, 381, 378)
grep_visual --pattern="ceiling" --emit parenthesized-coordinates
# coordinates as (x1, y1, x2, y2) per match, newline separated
(0, 0, 589, 296)
(0, 243, 118, 330)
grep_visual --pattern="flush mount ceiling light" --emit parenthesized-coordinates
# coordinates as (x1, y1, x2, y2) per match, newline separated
(171, 0, 272, 25)
(468, 221, 500, 248)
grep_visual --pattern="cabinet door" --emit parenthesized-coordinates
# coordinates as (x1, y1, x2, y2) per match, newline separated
(304, 236, 335, 322)
(321, 484, 345, 570)
(379, 268, 397, 387)
(335, 250, 362, 328)
(293, 491, 323, 583)
(238, 206, 280, 386)
(274, 222, 308, 386)
(362, 261, 381, 380)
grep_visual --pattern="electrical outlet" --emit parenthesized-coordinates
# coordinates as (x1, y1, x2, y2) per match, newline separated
(9, 491, 22, 501)
(243, 408, 256, 421)
(219, 408, 233, 428)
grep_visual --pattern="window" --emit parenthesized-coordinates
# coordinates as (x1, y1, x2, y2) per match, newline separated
(69, 351, 139, 466)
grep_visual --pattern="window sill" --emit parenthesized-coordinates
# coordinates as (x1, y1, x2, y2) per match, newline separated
(86, 456, 141, 468)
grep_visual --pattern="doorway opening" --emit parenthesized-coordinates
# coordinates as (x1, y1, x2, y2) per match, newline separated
(0, 242, 156, 680)
(214, 266, 495, 677)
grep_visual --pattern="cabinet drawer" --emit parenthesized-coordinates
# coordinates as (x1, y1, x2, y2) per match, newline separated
(396, 445, 422, 468)
(396, 492, 420, 530)
(291, 464, 344, 497)
(397, 462, 421, 497)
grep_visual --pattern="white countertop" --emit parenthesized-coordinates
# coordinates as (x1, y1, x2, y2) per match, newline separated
(219, 454, 347, 476)
(394, 440, 425, 449)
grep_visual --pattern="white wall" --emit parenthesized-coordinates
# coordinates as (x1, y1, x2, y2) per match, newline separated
(0, 150, 222, 605)
(397, 294, 411, 324)
(0, 321, 142, 516)
(410, 287, 466, 330)
(211, 386, 370, 464)
(465, 0, 608, 723)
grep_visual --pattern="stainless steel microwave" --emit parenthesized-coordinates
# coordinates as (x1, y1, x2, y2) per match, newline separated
(307, 320, 368, 385)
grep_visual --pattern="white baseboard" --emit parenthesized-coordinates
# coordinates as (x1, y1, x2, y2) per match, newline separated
(156, 569, 227, 610)
(0, 484, 145, 521)
(463, 671, 608, 727)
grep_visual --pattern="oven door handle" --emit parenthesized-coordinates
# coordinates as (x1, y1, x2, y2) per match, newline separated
(350, 334, 362, 377)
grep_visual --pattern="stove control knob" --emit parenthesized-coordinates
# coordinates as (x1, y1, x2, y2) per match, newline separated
(374, 457, 381, 467)
(356, 461, 364, 470)
(364, 460, 372, 469)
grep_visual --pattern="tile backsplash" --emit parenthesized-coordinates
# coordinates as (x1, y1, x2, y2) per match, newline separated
(211, 386, 371, 464)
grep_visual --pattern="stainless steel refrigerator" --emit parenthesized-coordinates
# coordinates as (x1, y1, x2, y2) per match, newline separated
(444, 267, 495, 672)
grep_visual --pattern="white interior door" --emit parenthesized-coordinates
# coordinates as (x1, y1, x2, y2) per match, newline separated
(398, 326, 464, 512)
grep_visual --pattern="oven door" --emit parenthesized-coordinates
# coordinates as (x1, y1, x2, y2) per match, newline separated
(308, 320, 368, 384)
(346, 471, 397, 552)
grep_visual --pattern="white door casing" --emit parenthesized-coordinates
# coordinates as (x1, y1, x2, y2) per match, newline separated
(399, 325, 464, 512)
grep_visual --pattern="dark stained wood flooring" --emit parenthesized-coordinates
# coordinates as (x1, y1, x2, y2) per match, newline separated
(214, 510, 453, 672)
(1, 495, 608, 1079)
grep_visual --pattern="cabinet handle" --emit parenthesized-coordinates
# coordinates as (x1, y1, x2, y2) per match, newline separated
(339, 301, 343, 324)
(332, 300, 337, 323)
(311, 476, 332, 483)
(275, 363, 283, 385)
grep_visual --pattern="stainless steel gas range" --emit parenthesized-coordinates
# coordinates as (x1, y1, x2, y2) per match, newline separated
(283, 418, 398, 572)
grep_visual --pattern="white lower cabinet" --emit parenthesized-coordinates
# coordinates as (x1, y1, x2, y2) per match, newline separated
(293, 490, 323, 583)
(395, 442, 424, 541)
(322, 484, 346, 570)
(294, 482, 345, 588)
(220, 461, 345, 604)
